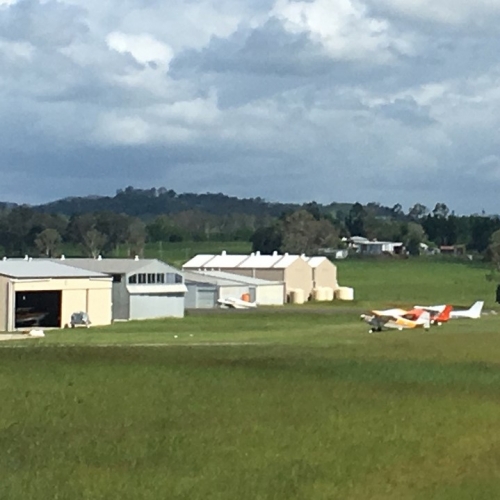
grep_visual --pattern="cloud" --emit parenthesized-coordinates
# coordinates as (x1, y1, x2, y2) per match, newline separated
(0, 0, 500, 214)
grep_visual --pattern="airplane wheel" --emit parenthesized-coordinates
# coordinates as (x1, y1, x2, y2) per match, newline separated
(437, 322, 442, 326)
(369, 329, 373, 334)
(398, 327, 403, 331)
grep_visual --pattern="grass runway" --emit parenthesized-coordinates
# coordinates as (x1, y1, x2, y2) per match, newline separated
(2, 257, 500, 499)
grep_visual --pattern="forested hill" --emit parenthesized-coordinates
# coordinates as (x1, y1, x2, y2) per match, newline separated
(33, 187, 353, 219)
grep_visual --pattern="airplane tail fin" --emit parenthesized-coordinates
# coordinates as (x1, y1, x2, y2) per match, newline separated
(434, 305, 453, 323)
(468, 301, 484, 319)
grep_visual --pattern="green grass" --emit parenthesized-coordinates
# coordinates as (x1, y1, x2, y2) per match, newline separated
(3, 312, 500, 499)
(2, 258, 500, 499)
(335, 256, 497, 309)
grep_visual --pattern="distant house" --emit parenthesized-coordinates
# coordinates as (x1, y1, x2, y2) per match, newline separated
(439, 245, 466, 256)
(343, 237, 404, 255)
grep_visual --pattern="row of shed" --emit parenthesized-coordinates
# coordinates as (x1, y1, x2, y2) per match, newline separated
(182, 251, 339, 301)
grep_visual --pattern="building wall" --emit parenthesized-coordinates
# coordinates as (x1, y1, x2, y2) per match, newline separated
(218, 285, 251, 302)
(129, 294, 184, 319)
(284, 259, 314, 298)
(312, 261, 338, 289)
(185, 283, 218, 308)
(0, 276, 9, 331)
(112, 279, 129, 320)
(4, 277, 112, 330)
(255, 284, 285, 306)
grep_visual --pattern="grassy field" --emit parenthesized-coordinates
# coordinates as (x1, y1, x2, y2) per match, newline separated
(2, 257, 500, 499)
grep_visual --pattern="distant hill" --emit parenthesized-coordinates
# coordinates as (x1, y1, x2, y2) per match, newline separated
(30, 187, 355, 220)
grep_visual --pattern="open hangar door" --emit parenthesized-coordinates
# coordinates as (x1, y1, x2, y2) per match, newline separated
(15, 290, 62, 329)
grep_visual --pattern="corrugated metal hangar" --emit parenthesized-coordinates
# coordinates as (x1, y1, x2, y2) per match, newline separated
(0, 260, 112, 331)
(54, 258, 187, 320)
(184, 270, 285, 308)
(183, 252, 338, 301)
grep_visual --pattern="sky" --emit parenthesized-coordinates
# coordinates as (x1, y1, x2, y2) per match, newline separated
(1, 0, 500, 213)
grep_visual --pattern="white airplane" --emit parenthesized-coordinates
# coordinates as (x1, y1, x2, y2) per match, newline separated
(414, 301, 484, 319)
(217, 297, 258, 309)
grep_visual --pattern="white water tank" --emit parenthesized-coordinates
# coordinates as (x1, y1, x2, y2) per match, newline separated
(290, 289, 305, 304)
(336, 287, 354, 301)
(324, 287, 335, 301)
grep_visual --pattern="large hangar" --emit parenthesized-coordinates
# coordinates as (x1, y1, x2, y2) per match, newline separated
(55, 258, 187, 320)
(0, 260, 112, 331)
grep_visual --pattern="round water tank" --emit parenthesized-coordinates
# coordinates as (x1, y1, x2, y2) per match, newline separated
(324, 287, 335, 301)
(290, 289, 305, 304)
(336, 287, 354, 301)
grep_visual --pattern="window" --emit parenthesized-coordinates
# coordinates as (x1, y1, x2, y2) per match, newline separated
(147, 273, 156, 284)
(112, 274, 122, 283)
(138, 273, 147, 284)
(128, 274, 137, 284)
(166, 273, 175, 284)
(156, 273, 165, 284)
(175, 273, 183, 284)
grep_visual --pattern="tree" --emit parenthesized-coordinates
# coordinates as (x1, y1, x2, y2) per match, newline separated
(35, 228, 62, 257)
(487, 229, 500, 269)
(250, 224, 283, 254)
(126, 218, 147, 257)
(345, 202, 367, 237)
(280, 210, 339, 254)
(408, 203, 428, 220)
(82, 229, 108, 258)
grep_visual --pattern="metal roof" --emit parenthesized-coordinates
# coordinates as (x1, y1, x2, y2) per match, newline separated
(0, 260, 109, 279)
(303, 256, 330, 268)
(183, 270, 248, 287)
(195, 270, 283, 286)
(182, 254, 217, 269)
(272, 254, 302, 268)
(52, 258, 180, 275)
(237, 254, 283, 268)
(200, 254, 249, 268)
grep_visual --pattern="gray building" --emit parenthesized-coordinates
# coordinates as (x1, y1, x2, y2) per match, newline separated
(55, 258, 187, 320)
(184, 270, 284, 309)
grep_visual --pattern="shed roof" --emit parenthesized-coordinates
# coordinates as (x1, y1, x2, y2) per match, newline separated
(303, 256, 333, 268)
(272, 254, 301, 268)
(0, 260, 109, 279)
(52, 258, 180, 275)
(201, 254, 249, 268)
(184, 270, 249, 287)
(182, 254, 217, 269)
(237, 254, 283, 269)
(197, 270, 283, 286)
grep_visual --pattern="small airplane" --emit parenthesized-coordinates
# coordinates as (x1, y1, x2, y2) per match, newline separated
(217, 297, 258, 309)
(361, 309, 431, 333)
(414, 301, 484, 320)
(410, 304, 453, 325)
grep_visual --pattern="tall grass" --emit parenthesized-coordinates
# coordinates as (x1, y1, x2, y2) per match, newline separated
(3, 321, 500, 499)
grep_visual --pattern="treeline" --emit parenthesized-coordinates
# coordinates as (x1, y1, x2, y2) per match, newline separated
(1, 188, 500, 259)
(0, 206, 272, 258)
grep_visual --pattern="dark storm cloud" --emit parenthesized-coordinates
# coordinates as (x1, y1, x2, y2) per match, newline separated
(1, 0, 500, 213)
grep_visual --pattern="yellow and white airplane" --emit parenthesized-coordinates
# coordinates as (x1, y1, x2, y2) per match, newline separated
(361, 308, 431, 333)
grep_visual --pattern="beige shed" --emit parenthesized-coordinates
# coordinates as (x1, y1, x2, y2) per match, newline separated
(0, 260, 112, 331)
(183, 252, 314, 301)
(304, 257, 338, 290)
